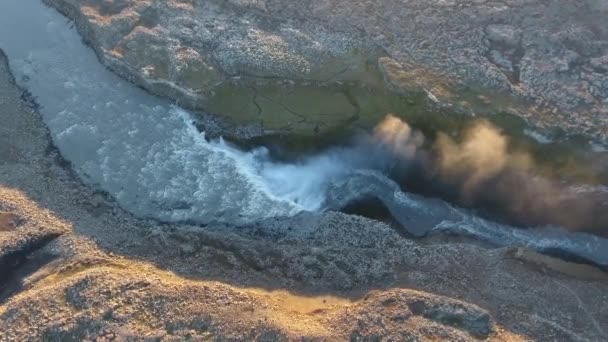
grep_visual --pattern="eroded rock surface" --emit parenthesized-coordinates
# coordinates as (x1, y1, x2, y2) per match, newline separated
(45, 0, 608, 142)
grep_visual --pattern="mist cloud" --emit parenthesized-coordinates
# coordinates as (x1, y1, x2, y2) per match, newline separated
(372, 114, 608, 234)
(373, 114, 424, 159)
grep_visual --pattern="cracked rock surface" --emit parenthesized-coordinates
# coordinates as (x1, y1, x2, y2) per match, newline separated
(44, 0, 608, 142)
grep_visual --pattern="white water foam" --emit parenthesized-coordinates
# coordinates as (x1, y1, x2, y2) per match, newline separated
(524, 128, 553, 144)
(1, 0, 607, 266)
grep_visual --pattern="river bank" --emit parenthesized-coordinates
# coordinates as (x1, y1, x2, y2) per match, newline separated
(44, 0, 608, 144)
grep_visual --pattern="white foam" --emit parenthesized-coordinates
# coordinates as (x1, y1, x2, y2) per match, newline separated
(524, 128, 553, 144)
(590, 142, 607, 152)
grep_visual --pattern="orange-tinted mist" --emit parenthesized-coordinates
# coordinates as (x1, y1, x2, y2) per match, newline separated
(372, 114, 608, 233)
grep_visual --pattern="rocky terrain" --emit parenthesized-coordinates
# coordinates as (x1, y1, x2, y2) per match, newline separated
(2, 46, 608, 341)
(44, 0, 608, 143)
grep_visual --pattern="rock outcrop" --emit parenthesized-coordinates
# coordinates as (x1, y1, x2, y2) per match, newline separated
(44, 0, 608, 142)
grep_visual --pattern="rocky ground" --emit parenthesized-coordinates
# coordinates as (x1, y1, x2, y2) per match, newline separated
(44, 0, 608, 143)
(2, 44, 608, 341)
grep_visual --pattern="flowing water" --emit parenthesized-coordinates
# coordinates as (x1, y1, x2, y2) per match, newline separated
(1, 0, 608, 266)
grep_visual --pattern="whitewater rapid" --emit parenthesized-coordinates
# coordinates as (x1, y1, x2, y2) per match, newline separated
(1, 0, 608, 266)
